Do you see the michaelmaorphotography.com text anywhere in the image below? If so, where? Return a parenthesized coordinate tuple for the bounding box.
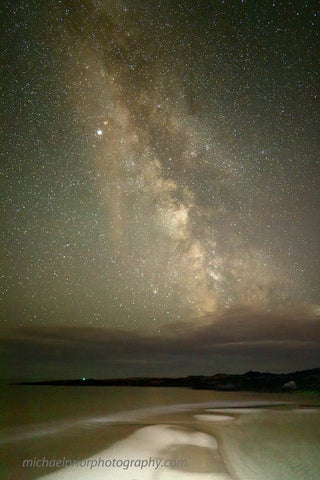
(22, 456, 188, 471)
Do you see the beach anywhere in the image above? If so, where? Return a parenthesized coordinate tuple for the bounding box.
(1, 386, 319, 479)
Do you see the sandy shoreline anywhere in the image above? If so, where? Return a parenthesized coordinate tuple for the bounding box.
(31, 402, 319, 480)
(1, 389, 320, 480)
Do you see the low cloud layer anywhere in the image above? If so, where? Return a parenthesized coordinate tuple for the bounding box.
(1, 306, 319, 380)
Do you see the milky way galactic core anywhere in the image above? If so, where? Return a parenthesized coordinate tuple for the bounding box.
(1, 0, 319, 330)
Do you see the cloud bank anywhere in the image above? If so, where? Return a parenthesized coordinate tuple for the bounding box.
(1, 306, 319, 380)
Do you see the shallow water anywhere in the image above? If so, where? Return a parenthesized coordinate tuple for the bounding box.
(1, 385, 319, 479)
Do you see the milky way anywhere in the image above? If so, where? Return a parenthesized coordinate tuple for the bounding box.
(1, 0, 319, 331)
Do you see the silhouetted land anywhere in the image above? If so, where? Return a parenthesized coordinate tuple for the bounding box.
(15, 368, 320, 392)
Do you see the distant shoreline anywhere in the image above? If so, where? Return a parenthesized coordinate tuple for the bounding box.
(13, 368, 320, 392)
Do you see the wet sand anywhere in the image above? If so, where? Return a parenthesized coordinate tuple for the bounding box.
(1, 387, 319, 480)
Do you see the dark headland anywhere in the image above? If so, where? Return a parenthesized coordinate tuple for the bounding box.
(15, 368, 320, 392)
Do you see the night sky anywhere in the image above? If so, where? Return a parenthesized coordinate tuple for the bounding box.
(1, 0, 319, 378)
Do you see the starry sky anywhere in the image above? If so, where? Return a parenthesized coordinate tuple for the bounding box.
(1, 0, 319, 378)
